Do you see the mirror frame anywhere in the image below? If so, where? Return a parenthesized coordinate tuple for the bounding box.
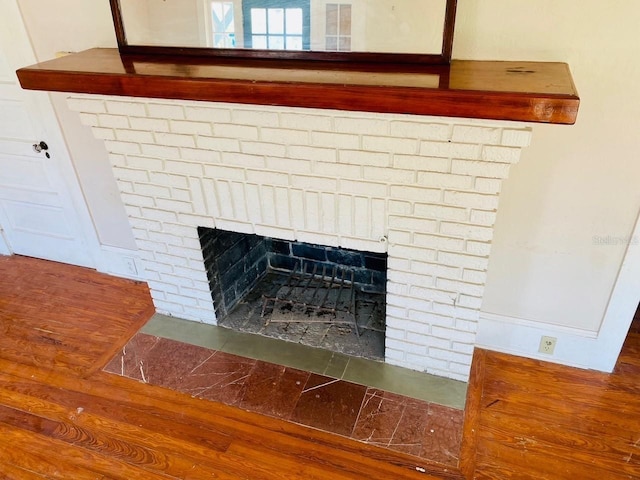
(109, 0, 458, 64)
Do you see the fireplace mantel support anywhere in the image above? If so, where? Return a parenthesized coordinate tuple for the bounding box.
(17, 48, 579, 125)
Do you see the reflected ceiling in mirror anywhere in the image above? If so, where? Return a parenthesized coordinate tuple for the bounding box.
(111, 0, 458, 64)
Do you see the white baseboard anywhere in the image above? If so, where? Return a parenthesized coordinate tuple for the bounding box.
(476, 312, 610, 371)
(94, 245, 143, 280)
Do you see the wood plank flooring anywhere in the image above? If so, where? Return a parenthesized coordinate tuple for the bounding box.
(0, 255, 459, 479)
(2, 254, 640, 479)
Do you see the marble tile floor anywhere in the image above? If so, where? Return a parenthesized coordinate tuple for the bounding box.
(105, 330, 465, 466)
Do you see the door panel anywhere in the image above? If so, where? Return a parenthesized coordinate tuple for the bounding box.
(0, 0, 96, 267)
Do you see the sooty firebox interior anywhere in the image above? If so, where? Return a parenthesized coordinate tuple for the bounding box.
(198, 227, 387, 361)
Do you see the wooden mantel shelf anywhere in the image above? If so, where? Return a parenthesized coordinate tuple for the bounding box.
(17, 48, 579, 124)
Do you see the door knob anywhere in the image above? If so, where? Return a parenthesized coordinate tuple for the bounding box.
(33, 141, 50, 158)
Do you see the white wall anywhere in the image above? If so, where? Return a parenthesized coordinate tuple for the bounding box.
(454, 0, 640, 335)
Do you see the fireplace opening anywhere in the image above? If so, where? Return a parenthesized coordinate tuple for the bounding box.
(198, 226, 387, 361)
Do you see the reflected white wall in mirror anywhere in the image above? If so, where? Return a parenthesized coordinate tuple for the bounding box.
(120, 0, 447, 54)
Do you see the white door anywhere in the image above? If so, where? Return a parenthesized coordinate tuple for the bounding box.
(0, 0, 96, 267)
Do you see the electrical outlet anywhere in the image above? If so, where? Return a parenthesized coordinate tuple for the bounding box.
(538, 336, 557, 355)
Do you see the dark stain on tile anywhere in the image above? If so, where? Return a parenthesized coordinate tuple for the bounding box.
(239, 361, 310, 418)
(419, 402, 464, 466)
(290, 374, 367, 437)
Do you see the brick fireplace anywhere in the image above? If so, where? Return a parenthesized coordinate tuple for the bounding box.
(69, 95, 531, 381)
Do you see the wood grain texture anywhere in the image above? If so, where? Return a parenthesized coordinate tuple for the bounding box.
(16, 48, 579, 124)
(0, 255, 459, 480)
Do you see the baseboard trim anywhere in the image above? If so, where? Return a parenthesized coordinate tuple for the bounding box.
(95, 245, 142, 280)
(476, 312, 607, 371)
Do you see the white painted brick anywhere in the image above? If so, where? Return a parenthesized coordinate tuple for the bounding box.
(385, 348, 406, 363)
(440, 222, 494, 242)
(121, 192, 155, 208)
(242, 141, 287, 157)
(290, 189, 305, 231)
(78, 113, 99, 127)
(170, 188, 192, 202)
(106, 100, 146, 117)
(466, 241, 492, 257)
(136, 239, 168, 253)
(388, 215, 437, 233)
(230, 181, 248, 220)
(128, 217, 161, 231)
(232, 109, 279, 127)
(281, 113, 332, 131)
(462, 269, 487, 284)
(184, 105, 231, 123)
(67, 97, 106, 113)
(470, 210, 498, 226)
(245, 183, 262, 223)
(108, 153, 126, 167)
(170, 120, 212, 136)
(451, 159, 511, 179)
(245, 170, 289, 186)
(148, 231, 184, 246)
(207, 219, 251, 234)
(288, 175, 336, 191)
(162, 223, 196, 237)
(141, 144, 180, 160)
(313, 161, 360, 179)
(364, 166, 415, 184)
(387, 270, 433, 289)
(387, 339, 427, 356)
(407, 311, 454, 330)
(387, 258, 411, 273)
(149, 172, 189, 188)
(266, 157, 311, 174)
(438, 251, 489, 271)
(451, 342, 475, 355)
(196, 136, 241, 153)
(417, 171, 474, 190)
(388, 200, 411, 215)
(98, 114, 129, 129)
(394, 155, 450, 173)
(387, 293, 430, 311)
(254, 224, 296, 241)
(122, 204, 142, 217)
(436, 278, 484, 297)
(448, 362, 472, 378)
(259, 185, 276, 225)
(203, 165, 246, 181)
(420, 141, 480, 160)
(104, 141, 141, 155)
(390, 121, 450, 141)
(321, 192, 336, 233)
(420, 334, 452, 350)
(443, 191, 499, 210)
(412, 259, 460, 278)
(289, 145, 336, 163)
(340, 179, 387, 197)
(215, 124, 259, 141)
(311, 131, 359, 149)
(133, 183, 170, 198)
(163, 160, 202, 177)
(386, 305, 408, 319)
(339, 150, 389, 167)
(147, 103, 185, 120)
(451, 125, 502, 145)
(409, 286, 456, 306)
(482, 145, 521, 163)
(455, 317, 479, 332)
(413, 233, 465, 252)
(334, 117, 388, 135)
(156, 198, 194, 214)
(389, 244, 436, 262)
(429, 348, 472, 365)
(297, 231, 340, 247)
(413, 203, 468, 222)
(362, 135, 417, 155)
(261, 127, 309, 146)
(387, 230, 412, 245)
(340, 236, 386, 253)
(129, 117, 169, 132)
(221, 152, 265, 168)
(112, 166, 148, 183)
(116, 180, 134, 194)
(139, 207, 178, 223)
(385, 327, 406, 341)
(389, 185, 440, 203)
(115, 129, 155, 144)
(474, 177, 502, 194)
(154, 132, 195, 148)
(501, 128, 532, 147)
(432, 326, 476, 344)
(91, 127, 115, 140)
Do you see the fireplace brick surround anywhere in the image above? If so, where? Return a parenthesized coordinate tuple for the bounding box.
(69, 95, 531, 381)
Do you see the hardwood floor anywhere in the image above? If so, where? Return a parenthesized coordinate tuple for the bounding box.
(1, 254, 639, 479)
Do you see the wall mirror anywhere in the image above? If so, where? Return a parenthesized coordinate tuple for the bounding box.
(110, 0, 457, 64)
